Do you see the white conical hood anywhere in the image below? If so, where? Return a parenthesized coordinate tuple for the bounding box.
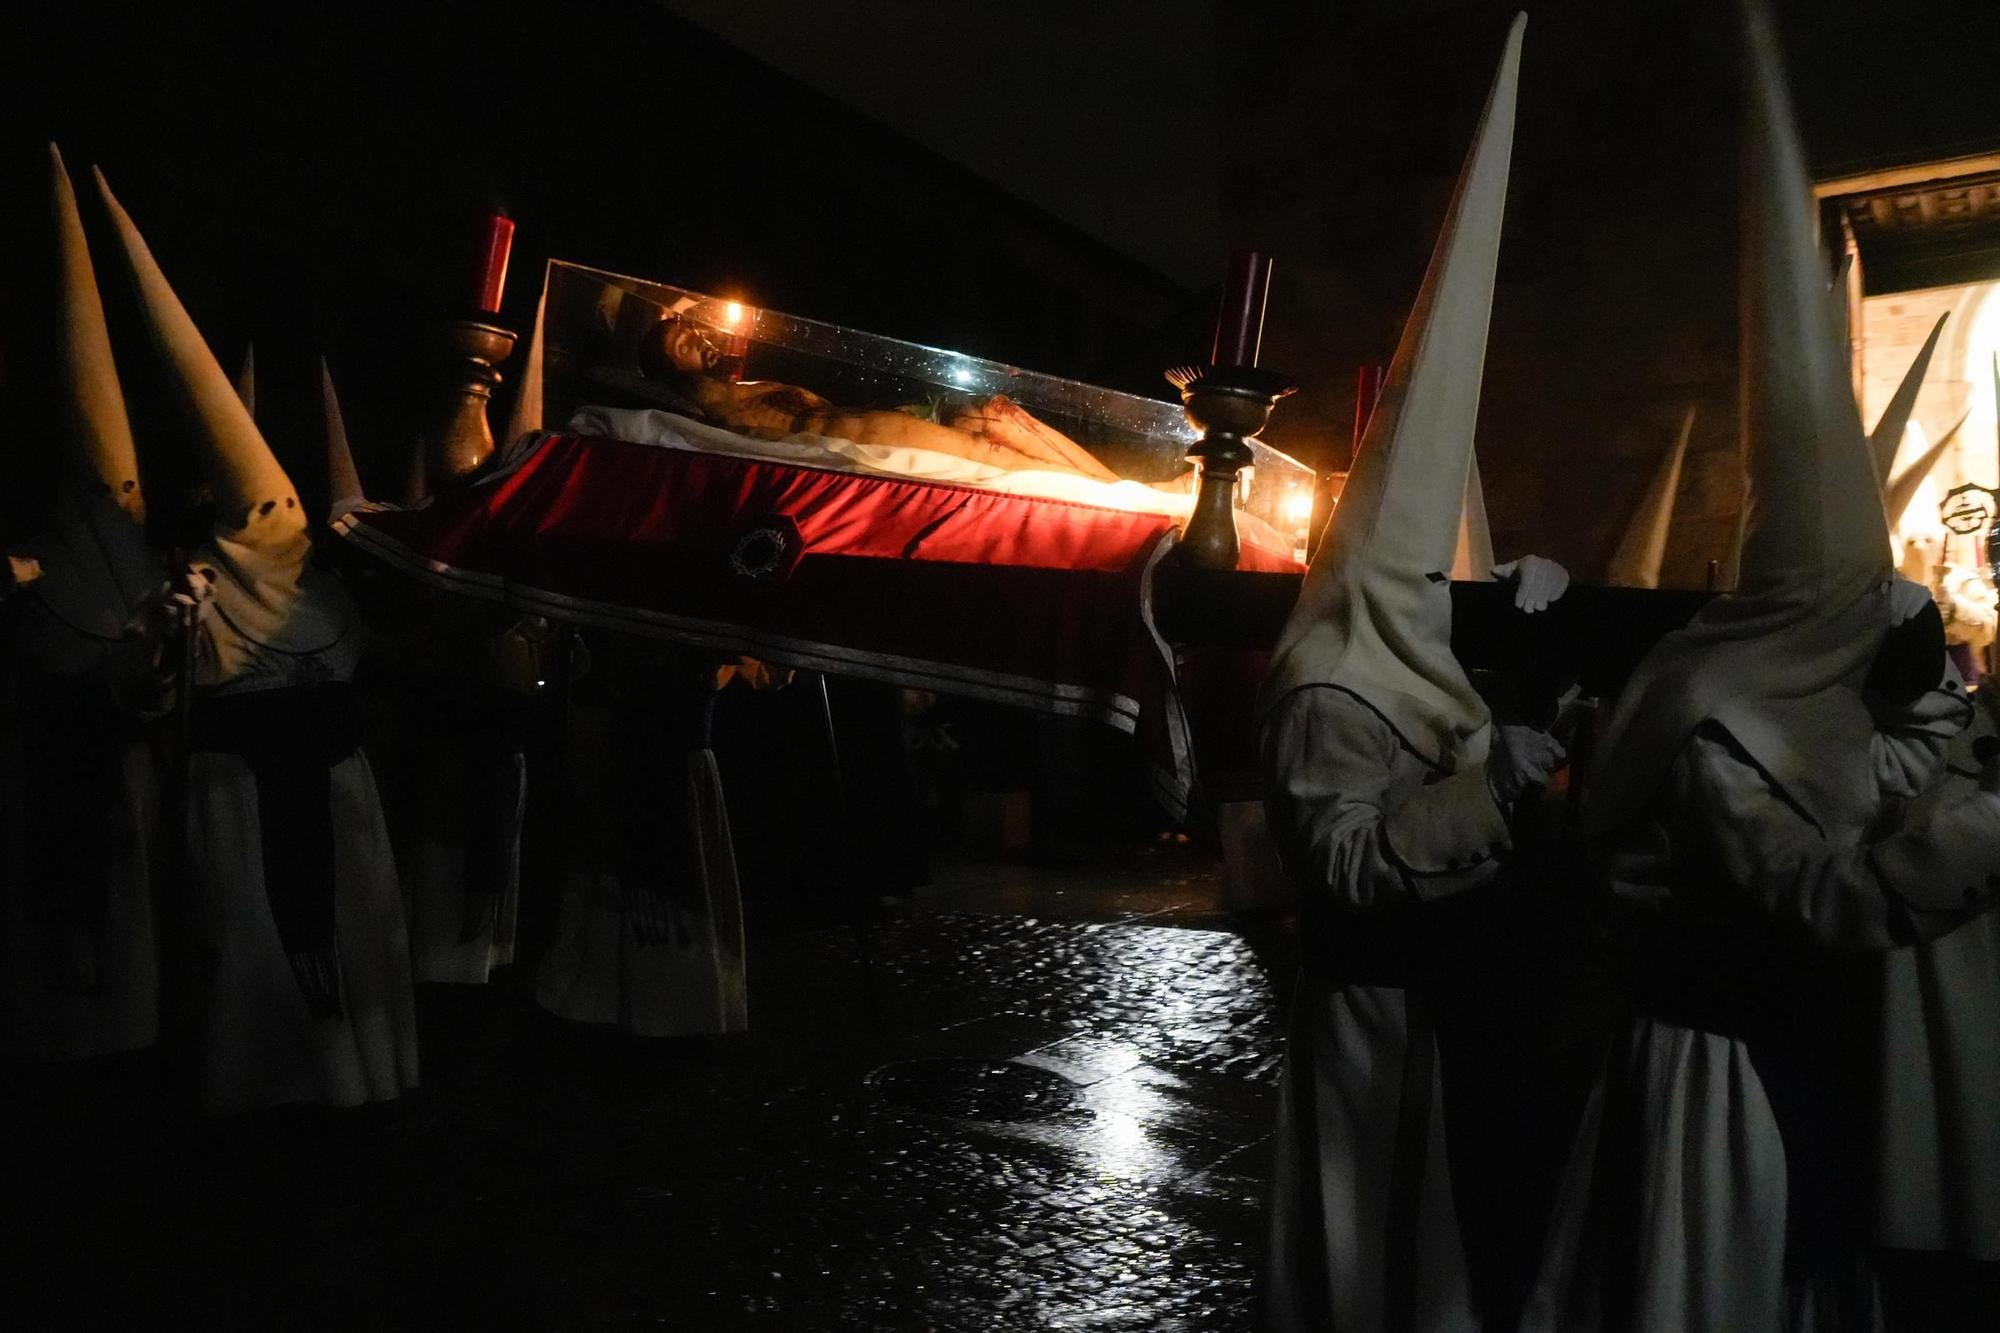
(1606, 407, 1695, 588)
(1869, 312, 1946, 484)
(49, 145, 143, 522)
(19, 146, 159, 645)
(235, 344, 256, 416)
(92, 167, 347, 682)
(1262, 13, 1524, 768)
(321, 358, 366, 521)
(500, 266, 547, 449)
(1451, 453, 1497, 581)
(93, 167, 304, 546)
(1884, 409, 1964, 530)
(1588, 1, 1896, 837)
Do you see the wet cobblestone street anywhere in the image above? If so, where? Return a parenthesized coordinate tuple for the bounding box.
(5, 852, 1290, 1330)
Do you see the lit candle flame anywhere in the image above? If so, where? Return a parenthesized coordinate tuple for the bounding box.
(722, 301, 745, 329)
(1283, 491, 1315, 527)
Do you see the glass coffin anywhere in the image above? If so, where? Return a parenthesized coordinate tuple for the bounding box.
(536, 260, 1316, 558)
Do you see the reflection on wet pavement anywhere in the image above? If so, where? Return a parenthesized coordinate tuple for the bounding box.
(4, 858, 1285, 1330)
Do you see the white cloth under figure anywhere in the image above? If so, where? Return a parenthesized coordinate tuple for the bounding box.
(92, 165, 417, 1114)
(536, 647, 749, 1037)
(560, 405, 1300, 558)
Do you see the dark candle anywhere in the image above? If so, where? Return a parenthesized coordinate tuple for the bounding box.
(473, 212, 515, 315)
(1210, 250, 1273, 368)
(1351, 363, 1384, 455)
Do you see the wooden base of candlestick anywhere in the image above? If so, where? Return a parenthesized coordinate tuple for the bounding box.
(1166, 364, 1296, 571)
(416, 318, 517, 500)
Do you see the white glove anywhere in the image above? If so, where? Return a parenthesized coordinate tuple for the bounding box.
(1488, 724, 1566, 805)
(1493, 554, 1570, 613)
(129, 572, 216, 644)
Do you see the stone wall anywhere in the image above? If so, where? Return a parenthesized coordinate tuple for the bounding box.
(1214, 0, 2000, 585)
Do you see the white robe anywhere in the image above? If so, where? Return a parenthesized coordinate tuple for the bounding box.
(535, 681, 748, 1038)
(1261, 685, 1515, 1333)
(401, 738, 524, 986)
(387, 606, 539, 986)
(184, 579, 418, 1114)
(0, 600, 165, 1062)
(1526, 683, 1991, 1333)
(1873, 695, 2000, 1262)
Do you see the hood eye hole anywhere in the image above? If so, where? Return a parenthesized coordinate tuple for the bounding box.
(1424, 571, 1448, 584)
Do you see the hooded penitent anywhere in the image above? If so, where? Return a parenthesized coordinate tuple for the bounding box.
(92, 167, 349, 681)
(22, 146, 158, 646)
(1260, 12, 1522, 770)
(1452, 453, 1498, 582)
(1884, 410, 1965, 533)
(321, 359, 366, 524)
(1869, 313, 1946, 487)
(499, 267, 546, 450)
(1585, 4, 1895, 838)
(1606, 407, 1696, 589)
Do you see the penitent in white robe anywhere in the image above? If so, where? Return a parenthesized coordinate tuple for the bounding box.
(1873, 692, 2000, 1263)
(390, 605, 541, 986)
(184, 571, 418, 1114)
(1525, 683, 1994, 1333)
(0, 600, 165, 1062)
(535, 663, 748, 1038)
(400, 726, 524, 986)
(1261, 685, 1515, 1333)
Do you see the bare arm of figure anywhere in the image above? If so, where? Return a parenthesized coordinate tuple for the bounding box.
(1262, 686, 1511, 911)
(1680, 725, 2000, 949)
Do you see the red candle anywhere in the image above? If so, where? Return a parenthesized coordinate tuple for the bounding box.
(1210, 250, 1273, 368)
(473, 212, 515, 315)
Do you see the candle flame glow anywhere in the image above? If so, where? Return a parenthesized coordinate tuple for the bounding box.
(1283, 491, 1315, 527)
(722, 301, 745, 329)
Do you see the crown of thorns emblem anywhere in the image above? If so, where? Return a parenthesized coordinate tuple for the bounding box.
(729, 525, 790, 578)
(1940, 482, 1998, 537)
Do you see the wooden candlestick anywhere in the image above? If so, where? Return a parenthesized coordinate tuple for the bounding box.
(1167, 364, 1296, 571)
(418, 317, 517, 498)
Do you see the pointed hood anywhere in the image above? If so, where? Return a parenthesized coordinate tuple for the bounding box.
(93, 167, 305, 545)
(1452, 453, 1498, 581)
(1869, 312, 1946, 484)
(1606, 407, 1695, 588)
(1261, 13, 1524, 768)
(49, 145, 143, 521)
(1884, 410, 1964, 530)
(499, 265, 547, 451)
(321, 359, 366, 522)
(1587, 2, 1896, 837)
(19, 146, 159, 646)
(92, 167, 348, 683)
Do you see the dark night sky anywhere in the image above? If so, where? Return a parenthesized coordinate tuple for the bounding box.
(660, 0, 1224, 287)
(664, 0, 2000, 286)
